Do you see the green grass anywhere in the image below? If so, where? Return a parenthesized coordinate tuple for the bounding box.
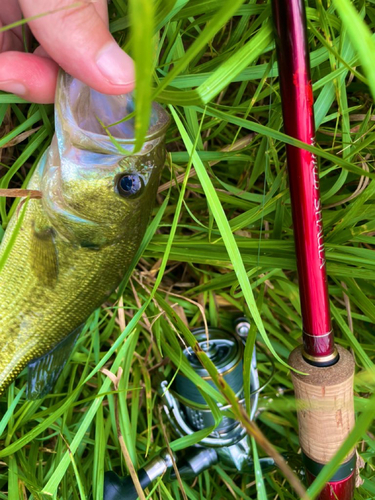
(1, 0, 375, 499)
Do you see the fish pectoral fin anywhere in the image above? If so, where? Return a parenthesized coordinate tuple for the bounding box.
(31, 226, 59, 287)
(27, 326, 82, 400)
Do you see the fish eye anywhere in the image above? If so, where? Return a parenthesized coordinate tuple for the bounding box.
(117, 173, 143, 197)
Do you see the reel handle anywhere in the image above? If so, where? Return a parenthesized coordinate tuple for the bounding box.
(104, 453, 171, 500)
(104, 469, 152, 500)
(103, 448, 218, 500)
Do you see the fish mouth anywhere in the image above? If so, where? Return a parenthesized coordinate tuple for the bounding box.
(37, 71, 169, 247)
(55, 72, 170, 155)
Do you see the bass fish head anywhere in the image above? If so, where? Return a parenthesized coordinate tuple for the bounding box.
(40, 72, 169, 248)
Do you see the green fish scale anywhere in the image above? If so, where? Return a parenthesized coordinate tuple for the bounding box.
(0, 203, 139, 394)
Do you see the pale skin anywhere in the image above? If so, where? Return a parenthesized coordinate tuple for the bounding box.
(0, 0, 135, 103)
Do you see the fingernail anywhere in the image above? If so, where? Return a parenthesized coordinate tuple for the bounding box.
(0, 81, 27, 96)
(96, 42, 135, 87)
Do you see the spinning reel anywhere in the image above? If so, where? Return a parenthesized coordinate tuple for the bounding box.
(104, 319, 275, 500)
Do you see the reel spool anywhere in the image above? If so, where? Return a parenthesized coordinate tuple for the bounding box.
(162, 326, 259, 448)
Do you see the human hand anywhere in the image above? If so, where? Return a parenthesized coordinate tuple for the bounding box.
(0, 0, 135, 103)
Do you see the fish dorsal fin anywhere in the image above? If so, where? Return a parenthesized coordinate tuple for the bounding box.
(27, 326, 82, 399)
(30, 226, 58, 287)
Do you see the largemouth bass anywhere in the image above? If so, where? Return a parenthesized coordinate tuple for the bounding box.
(0, 72, 169, 397)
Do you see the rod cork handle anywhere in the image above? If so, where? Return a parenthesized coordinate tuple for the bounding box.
(289, 345, 356, 494)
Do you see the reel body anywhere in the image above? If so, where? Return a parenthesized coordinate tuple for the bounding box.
(104, 320, 274, 500)
(161, 325, 259, 462)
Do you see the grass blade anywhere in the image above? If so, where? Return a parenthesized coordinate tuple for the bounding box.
(129, 0, 154, 152)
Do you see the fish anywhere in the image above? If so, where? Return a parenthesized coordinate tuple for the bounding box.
(0, 72, 169, 398)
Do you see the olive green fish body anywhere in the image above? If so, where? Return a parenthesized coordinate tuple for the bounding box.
(0, 73, 169, 395)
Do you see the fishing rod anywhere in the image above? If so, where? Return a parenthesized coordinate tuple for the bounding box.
(271, 1, 356, 498)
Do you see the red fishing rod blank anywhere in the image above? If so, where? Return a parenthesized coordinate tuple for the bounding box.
(272, 0, 335, 364)
(271, 1, 356, 498)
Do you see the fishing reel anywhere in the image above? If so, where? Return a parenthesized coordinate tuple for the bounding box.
(104, 319, 275, 500)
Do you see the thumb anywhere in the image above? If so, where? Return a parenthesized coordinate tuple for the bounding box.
(19, 0, 135, 95)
